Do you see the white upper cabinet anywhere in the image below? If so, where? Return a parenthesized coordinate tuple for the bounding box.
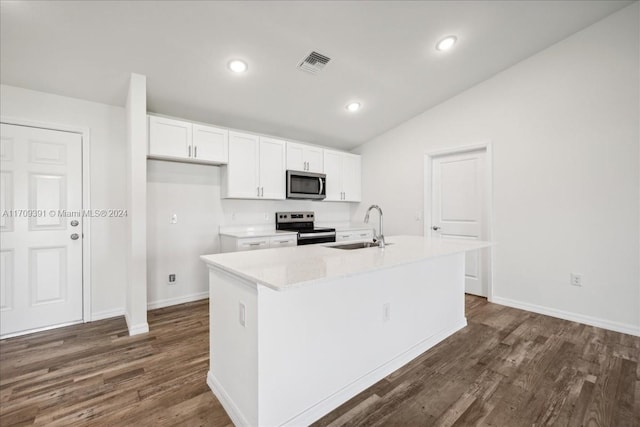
(148, 116, 192, 159)
(192, 124, 229, 163)
(148, 115, 228, 164)
(286, 142, 323, 173)
(323, 149, 361, 202)
(342, 153, 362, 202)
(223, 132, 285, 200)
(224, 131, 260, 199)
(259, 137, 286, 199)
(323, 149, 343, 201)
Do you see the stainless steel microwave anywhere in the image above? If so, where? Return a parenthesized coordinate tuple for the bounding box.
(286, 170, 326, 200)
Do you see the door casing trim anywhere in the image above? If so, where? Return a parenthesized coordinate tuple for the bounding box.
(1, 116, 92, 323)
(424, 141, 494, 301)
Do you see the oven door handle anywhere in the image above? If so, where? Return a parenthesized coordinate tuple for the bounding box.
(299, 232, 336, 239)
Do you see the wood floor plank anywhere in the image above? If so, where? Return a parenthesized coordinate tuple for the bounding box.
(1, 295, 638, 426)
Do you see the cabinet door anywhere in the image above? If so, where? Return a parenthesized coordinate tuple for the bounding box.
(336, 231, 354, 242)
(192, 124, 228, 164)
(148, 116, 192, 159)
(342, 153, 362, 202)
(305, 146, 324, 173)
(323, 149, 343, 201)
(336, 229, 372, 242)
(226, 131, 260, 199)
(286, 142, 305, 171)
(237, 237, 270, 251)
(269, 235, 297, 248)
(259, 137, 286, 200)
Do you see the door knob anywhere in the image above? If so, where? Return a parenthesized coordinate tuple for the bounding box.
(432, 226, 441, 231)
(70, 233, 79, 240)
(70, 220, 79, 227)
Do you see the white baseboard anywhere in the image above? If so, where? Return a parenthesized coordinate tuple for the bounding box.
(91, 307, 125, 321)
(147, 291, 209, 310)
(124, 312, 149, 336)
(491, 296, 640, 337)
(207, 371, 252, 427)
(206, 319, 467, 426)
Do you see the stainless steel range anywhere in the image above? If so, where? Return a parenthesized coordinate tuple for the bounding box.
(275, 211, 336, 245)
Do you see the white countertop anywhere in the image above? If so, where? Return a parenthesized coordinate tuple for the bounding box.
(201, 235, 491, 291)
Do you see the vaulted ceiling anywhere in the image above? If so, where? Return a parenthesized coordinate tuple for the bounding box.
(0, 1, 633, 149)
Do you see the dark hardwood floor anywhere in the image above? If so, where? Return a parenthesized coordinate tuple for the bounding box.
(1, 296, 638, 426)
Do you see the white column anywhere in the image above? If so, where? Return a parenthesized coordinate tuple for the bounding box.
(125, 73, 149, 335)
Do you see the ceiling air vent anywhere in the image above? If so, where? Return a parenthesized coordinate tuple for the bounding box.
(298, 51, 331, 75)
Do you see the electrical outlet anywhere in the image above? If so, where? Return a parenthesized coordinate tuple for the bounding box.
(382, 303, 391, 322)
(231, 212, 236, 221)
(264, 212, 269, 220)
(570, 273, 582, 287)
(169, 274, 176, 285)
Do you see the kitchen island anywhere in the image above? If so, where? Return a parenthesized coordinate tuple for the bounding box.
(200, 236, 490, 426)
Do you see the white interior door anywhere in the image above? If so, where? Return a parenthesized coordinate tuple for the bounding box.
(430, 149, 488, 296)
(0, 123, 83, 337)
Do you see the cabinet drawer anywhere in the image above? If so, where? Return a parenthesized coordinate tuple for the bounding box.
(237, 237, 269, 251)
(269, 235, 297, 248)
(336, 230, 373, 242)
(336, 232, 353, 242)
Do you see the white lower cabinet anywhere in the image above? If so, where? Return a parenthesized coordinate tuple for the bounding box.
(269, 235, 297, 248)
(336, 229, 374, 242)
(221, 234, 297, 253)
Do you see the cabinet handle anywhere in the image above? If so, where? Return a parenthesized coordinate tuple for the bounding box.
(261, 187, 264, 197)
(194, 146, 198, 158)
(257, 187, 260, 197)
(188, 146, 192, 157)
(248, 241, 266, 246)
(305, 161, 309, 171)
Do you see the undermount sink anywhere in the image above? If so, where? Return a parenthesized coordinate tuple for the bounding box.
(329, 241, 393, 250)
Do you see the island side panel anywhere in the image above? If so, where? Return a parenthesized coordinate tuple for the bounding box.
(207, 267, 259, 427)
(257, 252, 466, 426)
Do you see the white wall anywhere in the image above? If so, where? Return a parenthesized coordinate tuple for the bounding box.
(146, 159, 351, 308)
(353, 4, 640, 333)
(0, 84, 128, 319)
(125, 74, 149, 335)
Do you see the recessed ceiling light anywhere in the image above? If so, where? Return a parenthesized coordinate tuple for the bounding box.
(436, 35, 457, 51)
(346, 102, 361, 112)
(228, 60, 248, 73)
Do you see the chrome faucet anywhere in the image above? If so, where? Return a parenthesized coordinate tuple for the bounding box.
(364, 205, 385, 248)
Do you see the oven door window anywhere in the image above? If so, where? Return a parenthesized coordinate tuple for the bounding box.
(290, 176, 321, 195)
